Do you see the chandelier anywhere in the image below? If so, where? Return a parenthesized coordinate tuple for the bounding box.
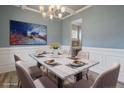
(39, 5, 65, 20)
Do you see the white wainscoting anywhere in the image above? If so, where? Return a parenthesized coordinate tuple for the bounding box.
(84, 47, 124, 83)
(0, 46, 49, 73)
(0, 46, 124, 83)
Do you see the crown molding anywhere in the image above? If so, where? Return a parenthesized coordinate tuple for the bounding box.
(62, 5, 93, 20)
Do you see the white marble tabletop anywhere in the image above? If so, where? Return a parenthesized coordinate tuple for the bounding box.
(30, 53, 99, 80)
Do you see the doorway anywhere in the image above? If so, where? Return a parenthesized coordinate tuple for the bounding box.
(71, 18, 82, 57)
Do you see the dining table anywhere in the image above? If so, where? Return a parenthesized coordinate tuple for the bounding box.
(29, 52, 99, 88)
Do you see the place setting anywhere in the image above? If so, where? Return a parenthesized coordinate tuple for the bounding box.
(44, 59, 61, 67)
(34, 50, 47, 58)
(66, 60, 87, 69)
(34, 54, 45, 58)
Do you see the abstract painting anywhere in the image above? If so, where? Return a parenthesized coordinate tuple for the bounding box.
(10, 20, 47, 45)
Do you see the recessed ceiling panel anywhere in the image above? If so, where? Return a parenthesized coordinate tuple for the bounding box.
(62, 12, 70, 17)
(15, 5, 88, 19)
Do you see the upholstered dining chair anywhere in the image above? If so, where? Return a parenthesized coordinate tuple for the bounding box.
(75, 50, 89, 80)
(15, 60, 57, 88)
(76, 50, 89, 59)
(74, 63, 120, 88)
(14, 54, 42, 79)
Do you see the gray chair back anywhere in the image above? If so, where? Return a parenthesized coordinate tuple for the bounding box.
(15, 60, 35, 88)
(76, 50, 89, 59)
(92, 64, 120, 88)
(14, 54, 21, 62)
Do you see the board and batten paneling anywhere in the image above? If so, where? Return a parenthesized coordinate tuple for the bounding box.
(0, 46, 124, 83)
(0, 48, 15, 73)
(85, 47, 124, 83)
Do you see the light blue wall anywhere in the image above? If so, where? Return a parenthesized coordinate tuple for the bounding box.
(1, 6, 124, 49)
(62, 5, 124, 49)
(0, 6, 62, 47)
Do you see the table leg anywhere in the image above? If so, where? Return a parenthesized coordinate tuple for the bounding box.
(57, 77, 63, 88)
(75, 72, 83, 81)
(37, 61, 42, 68)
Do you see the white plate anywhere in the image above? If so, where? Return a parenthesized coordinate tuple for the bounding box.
(46, 60, 57, 65)
(70, 62, 85, 67)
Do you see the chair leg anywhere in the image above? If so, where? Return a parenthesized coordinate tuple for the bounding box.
(17, 80, 20, 87)
(19, 83, 22, 88)
(17, 80, 21, 88)
(85, 73, 88, 80)
(18, 80, 22, 88)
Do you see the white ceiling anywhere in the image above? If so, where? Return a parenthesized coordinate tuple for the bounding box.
(15, 5, 92, 20)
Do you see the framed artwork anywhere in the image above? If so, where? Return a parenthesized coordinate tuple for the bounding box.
(10, 20, 47, 45)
